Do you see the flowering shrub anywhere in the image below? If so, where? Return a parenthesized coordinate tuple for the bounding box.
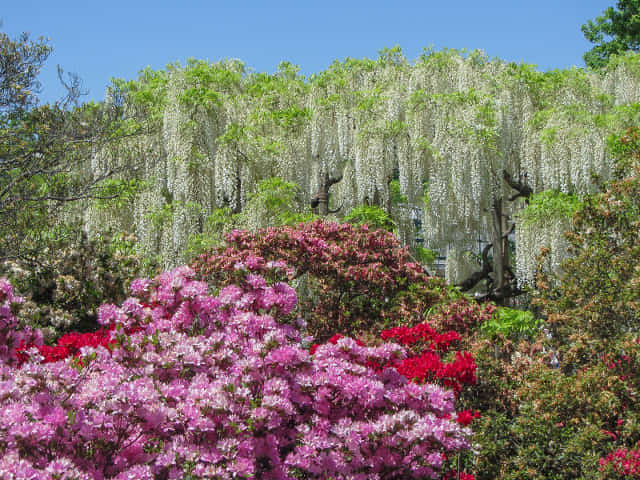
(16, 326, 116, 365)
(192, 220, 451, 341)
(381, 323, 461, 352)
(455, 410, 481, 427)
(425, 299, 496, 341)
(395, 351, 477, 396)
(1, 232, 147, 340)
(302, 311, 480, 479)
(381, 322, 477, 396)
(451, 328, 640, 480)
(0, 266, 472, 479)
(0, 279, 42, 366)
(600, 443, 640, 478)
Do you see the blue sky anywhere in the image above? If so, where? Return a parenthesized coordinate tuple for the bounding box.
(3, 0, 613, 104)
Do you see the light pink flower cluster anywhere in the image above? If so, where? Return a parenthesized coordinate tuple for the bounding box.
(0, 267, 470, 479)
(0, 278, 42, 366)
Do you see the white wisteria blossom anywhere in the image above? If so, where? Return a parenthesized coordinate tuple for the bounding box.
(83, 48, 640, 292)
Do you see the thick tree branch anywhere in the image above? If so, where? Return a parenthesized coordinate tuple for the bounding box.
(503, 170, 533, 201)
(310, 171, 344, 216)
(327, 202, 344, 214)
(456, 243, 493, 291)
(502, 223, 516, 240)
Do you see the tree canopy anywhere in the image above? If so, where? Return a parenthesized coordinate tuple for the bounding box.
(582, 0, 640, 69)
(0, 30, 143, 263)
(0, 31, 51, 113)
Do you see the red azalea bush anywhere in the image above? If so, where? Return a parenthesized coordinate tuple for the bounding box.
(395, 350, 477, 396)
(312, 324, 478, 397)
(381, 322, 477, 396)
(16, 326, 116, 365)
(381, 323, 461, 352)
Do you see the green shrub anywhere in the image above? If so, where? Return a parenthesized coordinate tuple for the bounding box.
(344, 205, 395, 231)
(481, 307, 542, 340)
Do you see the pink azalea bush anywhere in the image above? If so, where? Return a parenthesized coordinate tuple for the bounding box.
(0, 265, 471, 479)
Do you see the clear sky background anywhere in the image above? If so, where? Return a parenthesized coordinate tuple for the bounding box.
(2, 0, 614, 104)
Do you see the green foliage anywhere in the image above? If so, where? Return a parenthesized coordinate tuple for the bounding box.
(377, 45, 408, 67)
(431, 88, 487, 107)
(186, 207, 235, 256)
(606, 101, 640, 133)
(309, 56, 376, 90)
(533, 103, 606, 134)
(389, 179, 408, 205)
(109, 66, 168, 121)
(414, 245, 438, 265)
(383, 119, 407, 138)
(503, 63, 597, 111)
(355, 87, 385, 112)
(607, 123, 640, 172)
(275, 61, 302, 81)
(186, 177, 317, 259)
(216, 122, 247, 148)
(179, 58, 243, 109)
(147, 200, 204, 230)
(481, 307, 542, 340)
(269, 104, 311, 131)
(605, 47, 640, 75)
(518, 190, 583, 226)
(344, 205, 395, 231)
(582, 0, 640, 69)
(93, 178, 147, 209)
(237, 177, 316, 227)
(417, 46, 489, 69)
(426, 88, 499, 149)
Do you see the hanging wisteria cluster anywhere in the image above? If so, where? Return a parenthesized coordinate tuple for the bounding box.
(514, 191, 584, 286)
(516, 215, 573, 286)
(85, 48, 640, 282)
